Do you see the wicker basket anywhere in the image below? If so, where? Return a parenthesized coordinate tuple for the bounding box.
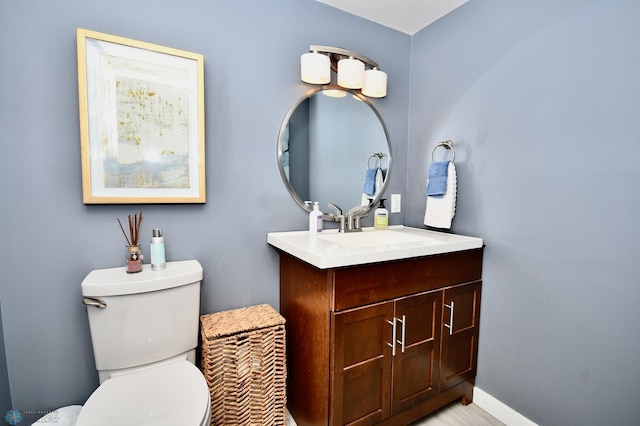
(200, 304, 287, 426)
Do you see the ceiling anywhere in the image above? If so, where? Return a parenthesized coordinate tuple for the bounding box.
(316, 0, 468, 35)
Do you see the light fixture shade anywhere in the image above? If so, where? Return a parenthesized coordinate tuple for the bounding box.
(337, 57, 364, 89)
(362, 68, 388, 98)
(301, 52, 330, 84)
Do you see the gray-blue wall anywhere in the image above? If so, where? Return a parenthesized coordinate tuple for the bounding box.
(408, 1, 640, 425)
(2, 0, 639, 425)
(0, 0, 409, 414)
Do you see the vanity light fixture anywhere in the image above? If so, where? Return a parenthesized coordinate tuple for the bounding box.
(300, 49, 331, 84)
(300, 45, 387, 98)
(362, 67, 387, 98)
(337, 56, 364, 89)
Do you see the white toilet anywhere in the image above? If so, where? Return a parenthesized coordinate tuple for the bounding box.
(74, 259, 211, 426)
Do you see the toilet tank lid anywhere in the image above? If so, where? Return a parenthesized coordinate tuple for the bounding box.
(81, 260, 203, 297)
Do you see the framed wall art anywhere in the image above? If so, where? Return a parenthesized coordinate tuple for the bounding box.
(77, 28, 206, 204)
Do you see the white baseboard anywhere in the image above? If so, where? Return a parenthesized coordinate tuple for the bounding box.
(473, 387, 538, 426)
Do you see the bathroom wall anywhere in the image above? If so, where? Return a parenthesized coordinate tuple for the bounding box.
(6, 0, 636, 423)
(407, 0, 640, 425)
(0, 0, 410, 413)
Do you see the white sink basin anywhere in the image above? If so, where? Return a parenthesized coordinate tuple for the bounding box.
(318, 229, 433, 248)
(267, 226, 483, 269)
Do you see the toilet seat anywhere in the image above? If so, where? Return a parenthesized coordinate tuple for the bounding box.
(76, 361, 210, 426)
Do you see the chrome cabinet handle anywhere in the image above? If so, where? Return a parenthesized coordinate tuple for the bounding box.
(386, 318, 397, 356)
(444, 301, 454, 335)
(397, 315, 406, 353)
(83, 297, 107, 309)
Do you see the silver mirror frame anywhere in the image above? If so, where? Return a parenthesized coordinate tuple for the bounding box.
(277, 85, 392, 220)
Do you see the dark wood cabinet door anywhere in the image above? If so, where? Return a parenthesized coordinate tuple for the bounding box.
(331, 302, 394, 426)
(439, 281, 482, 391)
(391, 291, 442, 414)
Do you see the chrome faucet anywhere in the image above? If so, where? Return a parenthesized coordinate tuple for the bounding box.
(328, 203, 368, 232)
(327, 203, 346, 233)
(345, 206, 368, 232)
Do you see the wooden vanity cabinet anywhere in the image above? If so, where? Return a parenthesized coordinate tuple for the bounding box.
(279, 248, 483, 426)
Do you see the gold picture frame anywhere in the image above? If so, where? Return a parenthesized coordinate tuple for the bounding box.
(77, 28, 206, 204)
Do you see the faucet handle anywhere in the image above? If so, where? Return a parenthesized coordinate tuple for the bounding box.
(345, 205, 368, 232)
(327, 203, 343, 216)
(347, 205, 367, 216)
(327, 203, 346, 232)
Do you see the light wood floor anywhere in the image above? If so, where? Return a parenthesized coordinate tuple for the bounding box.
(410, 401, 504, 426)
(287, 401, 504, 425)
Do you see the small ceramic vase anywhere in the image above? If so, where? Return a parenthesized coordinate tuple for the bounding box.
(126, 245, 143, 273)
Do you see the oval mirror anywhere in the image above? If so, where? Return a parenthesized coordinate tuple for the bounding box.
(277, 86, 392, 220)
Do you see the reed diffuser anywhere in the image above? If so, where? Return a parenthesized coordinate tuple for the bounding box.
(118, 212, 143, 273)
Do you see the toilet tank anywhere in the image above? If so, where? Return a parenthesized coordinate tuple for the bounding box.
(81, 260, 203, 374)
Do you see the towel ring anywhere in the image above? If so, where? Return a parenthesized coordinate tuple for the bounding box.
(367, 152, 383, 169)
(431, 140, 455, 163)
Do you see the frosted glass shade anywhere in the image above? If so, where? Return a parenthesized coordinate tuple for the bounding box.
(322, 89, 347, 98)
(362, 68, 388, 98)
(300, 52, 330, 84)
(337, 57, 364, 89)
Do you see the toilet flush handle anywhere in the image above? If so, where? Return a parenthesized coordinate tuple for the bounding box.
(83, 297, 107, 309)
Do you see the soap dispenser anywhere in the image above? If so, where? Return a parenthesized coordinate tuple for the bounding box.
(374, 199, 389, 230)
(309, 201, 323, 234)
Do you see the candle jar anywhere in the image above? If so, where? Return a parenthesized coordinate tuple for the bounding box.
(126, 245, 143, 273)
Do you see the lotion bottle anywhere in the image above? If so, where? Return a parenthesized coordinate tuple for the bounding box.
(309, 202, 323, 234)
(374, 199, 389, 230)
(150, 228, 166, 270)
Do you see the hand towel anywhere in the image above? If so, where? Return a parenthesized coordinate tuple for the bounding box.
(363, 168, 378, 196)
(424, 162, 457, 229)
(361, 168, 385, 206)
(375, 167, 384, 195)
(426, 160, 450, 196)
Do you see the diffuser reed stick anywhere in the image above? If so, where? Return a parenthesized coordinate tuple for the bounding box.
(117, 218, 131, 246)
(118, 211, 143, 247)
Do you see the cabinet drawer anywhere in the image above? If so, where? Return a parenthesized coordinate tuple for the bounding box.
(332, 249, 483, 311)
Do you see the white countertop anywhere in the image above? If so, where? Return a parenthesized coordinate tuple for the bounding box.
(267, 225, 483, 269)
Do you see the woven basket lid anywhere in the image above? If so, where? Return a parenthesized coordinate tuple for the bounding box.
(201, 304, 285, 340)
